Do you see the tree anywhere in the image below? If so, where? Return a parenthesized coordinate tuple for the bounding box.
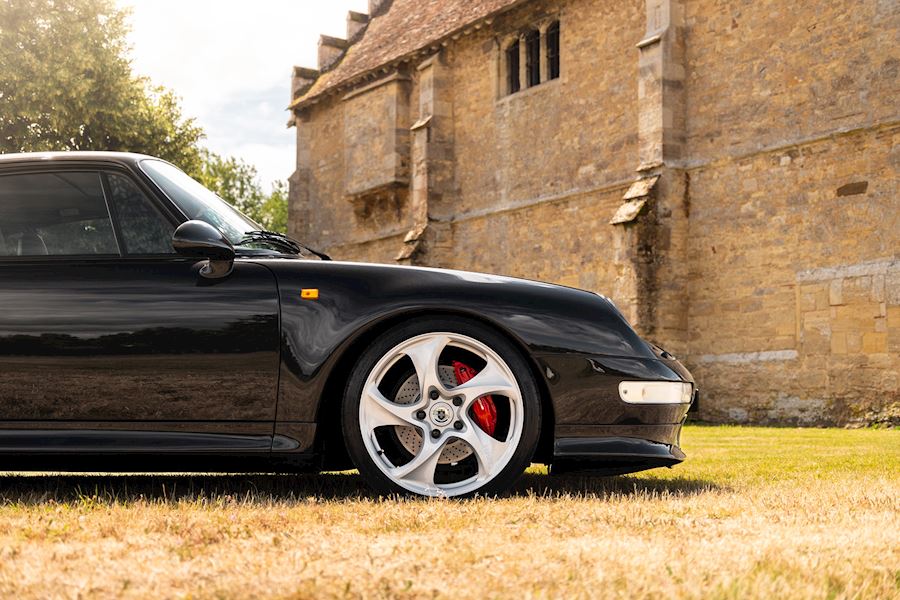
(258, 181, 288, 233)
(197, 150, 288, 233)
(196, 150, 264, 216)
(0, 0, 204, 174)
(0, 0, 287, 232)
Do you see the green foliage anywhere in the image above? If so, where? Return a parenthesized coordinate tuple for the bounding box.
(196, 150, 264, 216)
(258, 180, 288, 234)
(0, 0, 287, 233)
(197, 151, 288, 233)
(0, 0, 204, 174)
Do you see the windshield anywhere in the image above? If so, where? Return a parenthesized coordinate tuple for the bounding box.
(140, 159, 261, 245)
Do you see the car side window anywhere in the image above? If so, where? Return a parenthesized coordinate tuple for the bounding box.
(0, 171, 118, 257)
(105, 173, 175, 255)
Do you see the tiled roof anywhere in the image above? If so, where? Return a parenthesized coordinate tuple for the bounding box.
(292, 0, 526, 108)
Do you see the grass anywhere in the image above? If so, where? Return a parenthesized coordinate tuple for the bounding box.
(0, 426, 897, 599)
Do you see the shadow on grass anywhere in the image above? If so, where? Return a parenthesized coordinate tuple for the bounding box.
(510, 471, 721, 498)
(0, 470, 721, 505)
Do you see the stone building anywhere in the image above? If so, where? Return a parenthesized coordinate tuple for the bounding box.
(287, 0, 899, 425)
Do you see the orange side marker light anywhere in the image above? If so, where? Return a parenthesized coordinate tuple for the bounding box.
(300, 288, 319, 300)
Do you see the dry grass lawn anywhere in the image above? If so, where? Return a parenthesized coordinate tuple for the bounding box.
(0, 425, 897, 599)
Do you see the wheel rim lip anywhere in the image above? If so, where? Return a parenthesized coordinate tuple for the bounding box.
(359, 331, 525, 497)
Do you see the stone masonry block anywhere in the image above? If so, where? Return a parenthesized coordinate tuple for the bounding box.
(886, 269, 900, 305)
(829, 279, 843, 305)
(863, 332, 888, 354)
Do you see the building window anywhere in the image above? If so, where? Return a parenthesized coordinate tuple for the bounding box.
(506, 39, 520, 94)
(547, 21, 560, 80)
(500, 20, 560, 97)
(525, 30, 541, 87)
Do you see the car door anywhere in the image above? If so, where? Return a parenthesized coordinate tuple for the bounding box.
(0, 164, 280, 452)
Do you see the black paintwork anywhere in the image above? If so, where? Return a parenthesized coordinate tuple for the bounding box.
(551, 437, 687, 476)
(0, 152, 694, 475)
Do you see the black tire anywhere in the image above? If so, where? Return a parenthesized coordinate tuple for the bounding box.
(341, 316, 542, 497)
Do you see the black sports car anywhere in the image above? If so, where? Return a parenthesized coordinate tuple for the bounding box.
(0, 152, 695, 497)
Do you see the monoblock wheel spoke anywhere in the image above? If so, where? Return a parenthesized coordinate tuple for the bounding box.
(453, 359, 518, 405)
(361, 385, 419, 429)
(390, 437, 446, 488)
(456, 425, 507, 480)
(403, 334, 449, 395)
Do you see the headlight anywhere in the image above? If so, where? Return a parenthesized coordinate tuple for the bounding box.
(618, 381, 693, 404)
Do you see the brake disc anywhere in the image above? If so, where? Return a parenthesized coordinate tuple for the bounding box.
(393, 365, 474, 464)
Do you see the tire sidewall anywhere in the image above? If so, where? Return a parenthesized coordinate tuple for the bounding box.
(342, 316, 542, 497)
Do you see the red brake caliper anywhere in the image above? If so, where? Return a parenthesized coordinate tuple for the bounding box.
(452, 361, 498, 436)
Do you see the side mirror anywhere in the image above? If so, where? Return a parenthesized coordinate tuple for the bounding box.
(173, 220, 235, 279)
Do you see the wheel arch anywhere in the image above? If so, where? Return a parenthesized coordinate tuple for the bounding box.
(313, 307, 556, 470)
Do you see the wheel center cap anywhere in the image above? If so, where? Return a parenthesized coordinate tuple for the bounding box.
(429, 402, 453, 426)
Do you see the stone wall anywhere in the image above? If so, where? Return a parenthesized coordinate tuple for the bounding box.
(684, 127, 899, 425)
(678, 0, 899, 424)
(683, 0, 897, 162)
(289, 0, 899, 425)
(291, 90, 415, 256)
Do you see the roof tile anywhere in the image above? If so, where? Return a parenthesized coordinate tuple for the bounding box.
(292, 0, 526, 107)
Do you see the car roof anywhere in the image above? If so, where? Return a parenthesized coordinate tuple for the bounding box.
(0, 151, 155, 167)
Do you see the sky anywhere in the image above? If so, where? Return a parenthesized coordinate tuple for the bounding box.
(117, 0, 369, 189)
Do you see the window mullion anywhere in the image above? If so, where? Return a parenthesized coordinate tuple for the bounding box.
(539, 25, 548, 84)
(518, 34, 527, 92)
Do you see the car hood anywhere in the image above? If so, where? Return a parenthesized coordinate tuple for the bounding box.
(251, 257, 655, 360)
(258, 256, 602, 299)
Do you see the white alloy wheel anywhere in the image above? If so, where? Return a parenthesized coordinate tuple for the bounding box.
(357, 332, 525, 497)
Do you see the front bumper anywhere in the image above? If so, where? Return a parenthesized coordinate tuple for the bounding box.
(537, 352, 695, 427)
(538, 350, 697, 474)
(549, 389, 696, 475)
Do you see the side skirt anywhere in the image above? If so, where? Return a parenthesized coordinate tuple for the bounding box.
(0, 429, 318, 473)
(0, 453, 319, 473)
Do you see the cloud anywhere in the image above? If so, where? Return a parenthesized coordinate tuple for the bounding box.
(117, 0, 368, 185)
